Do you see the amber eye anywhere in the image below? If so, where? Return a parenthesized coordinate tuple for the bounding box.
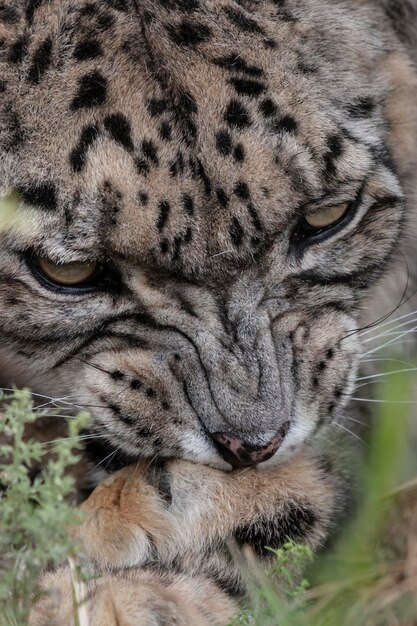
(304, 203, 350, 230)
(35, 256, 98, 287)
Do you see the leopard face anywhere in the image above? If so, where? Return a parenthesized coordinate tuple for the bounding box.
(0, 0, 414, 471)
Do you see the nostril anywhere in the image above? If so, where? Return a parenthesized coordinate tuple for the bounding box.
(211, 423, 289, 469)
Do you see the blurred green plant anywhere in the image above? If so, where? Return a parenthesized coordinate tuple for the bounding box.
(0, 389, 88, 626)
(0, 191, 21, 235)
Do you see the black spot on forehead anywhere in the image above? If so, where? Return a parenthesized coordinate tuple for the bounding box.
(224, 100, 252, 129)
(234, 143, 245, 162)
(157, 200, 170, 231)
(248, 203, 262, 231)
(142, 139, 159, 164)
(272, 115, 298, 133)
(0, 3, 20, 24)
(74, 39, 103, 61)
(104, 0, 130, 11)
(160, 0, 200, 9)
(19, 181, 57, 211)
(170, 152, 185, 177)
(216, 187, 229, 209)
(234, 181, 250, 200)
(159, 121, 172, 141)
(97, 11, 116, 30)
(70, 124, 100, 173)
(79, 3, 98, 16)
(177, 91, 198, 114)
(259, 98, 277, 117)
(224, 6, 264, 34)
(147, 98, 169, 117)
(27, 37, 53, 84)
(182, 194, 194, 216)
(195, 158, 212, 196)
(8, 36, 28, 64)
(297, 60, 318, 74)
(229, 77, 266, 98)
(136, 157, 150, 175)
(0, 80, 7, 93)
(70, 71, 108, 110)
(166, 19, 211, 47)
(138, 191, 149, 205)
(229, 217, 244, 246)
(160, 238, 170, 253)
(1, 107, 24, 150)
(216, 130, 233, 156)
(104, 113, 134, 152)
(213, 54, 263, 77)
(26, 0, 44, 24)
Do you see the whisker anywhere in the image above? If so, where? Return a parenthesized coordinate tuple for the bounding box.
(39, 434, 102, 447)
(360, 357, 417, 367)
(356, 367, 417, 382)
(343, 257, 414, 339)
(363, 326, 417, 356)
(0, 388, 64, 402)
(344, 415, 369, 428)
(332, 422, 369, 447)
(362, 317, 417, 344)
(351, 397, 417, 404)
(90, 449, 118, 473)
(358, 308, 417, 339)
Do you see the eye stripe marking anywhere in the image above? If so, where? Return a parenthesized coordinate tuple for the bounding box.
(19, 181, 57, 211)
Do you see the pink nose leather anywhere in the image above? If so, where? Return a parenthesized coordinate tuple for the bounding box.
(212, 422, 289, 468)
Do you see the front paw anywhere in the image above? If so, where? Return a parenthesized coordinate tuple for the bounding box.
(74, 462, 176, 568)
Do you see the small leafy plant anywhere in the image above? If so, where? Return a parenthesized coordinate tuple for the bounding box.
(0, 389, 88, 626)
(230, 541, 313, 626)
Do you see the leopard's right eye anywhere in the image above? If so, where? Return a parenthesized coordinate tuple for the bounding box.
(304, 203, 349, 230)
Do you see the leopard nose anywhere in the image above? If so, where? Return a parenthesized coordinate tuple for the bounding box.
(211, 424, 289, 469)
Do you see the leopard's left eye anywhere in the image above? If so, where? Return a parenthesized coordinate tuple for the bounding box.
(36, 256, 98, 286)
(304, 203, 349, 229)
(28, 253, 103, 292)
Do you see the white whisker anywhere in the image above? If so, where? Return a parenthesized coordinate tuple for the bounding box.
(358, 308, 417, 339)
(360, 357, 417, 367)
(332, 422, 368, 446)
(362, 328, 417, 344)
(356, 367, 417, 382)
(363, 326, 417, 356)
(351, 397, 417, 404)
(90, 449, 118, 473)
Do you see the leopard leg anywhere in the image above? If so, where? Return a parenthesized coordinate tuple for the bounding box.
(31, 567, 236, 626)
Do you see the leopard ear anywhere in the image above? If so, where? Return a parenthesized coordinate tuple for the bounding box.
(381, 0, 417, 52)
